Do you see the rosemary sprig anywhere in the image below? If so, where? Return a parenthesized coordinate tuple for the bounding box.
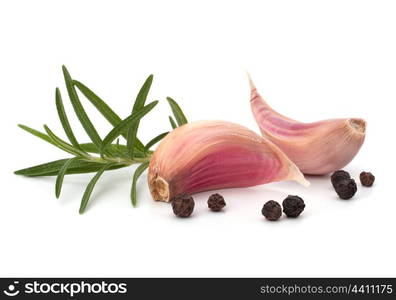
(15, 66, 188, 214)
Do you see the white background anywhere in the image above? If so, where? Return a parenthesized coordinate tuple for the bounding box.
(1, 0, 395, 277)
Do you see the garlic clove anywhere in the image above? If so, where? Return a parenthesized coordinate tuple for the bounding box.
(148, 120, 309, 202)
(249, 76, 366, 175)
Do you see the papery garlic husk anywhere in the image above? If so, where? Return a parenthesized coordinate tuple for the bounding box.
(148, 120, 309, 202)
(249, 77, 366, 175)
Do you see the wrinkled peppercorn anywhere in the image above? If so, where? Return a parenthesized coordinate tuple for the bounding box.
(207, 193, 226, 211)
(360, 171, 375, 187)
(282, 195, 305, 218)
(335, 179, 357, 199)
(331, 170, 350, 188)
(171, 193, 195, 217)
(262, 200, 282, 221)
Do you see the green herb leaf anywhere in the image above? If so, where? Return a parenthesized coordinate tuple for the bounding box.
(44, 125, 87, 157)
(73, 79, 146, 151)
(62, 65, 102, 147)
(127, 75, 153, 158)
(15, 159, 71, 176)
(144, 132, 168, 151)
(79, 163, 115, 214)
(15, 159, 125, 177)
(73, 80, 122, 128)
(55, 88, 83, 151)
(55, 157, 80, 198)
(18, 124, 56, 146)
(131, 161, 149, 207)
(101, 101, 158, 154)
(169, 116, 177, 129)
(166, 97, 188, 126)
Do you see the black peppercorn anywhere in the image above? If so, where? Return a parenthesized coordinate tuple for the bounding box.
(207, 193, 226, 211)
(360, 171, 375, 187)
(331, 170, 350, 188)
(262, 200, 282, 221)
(171, 193, 195, 217)
(335, 179, 357, 199)
(282, 195, 305, 218)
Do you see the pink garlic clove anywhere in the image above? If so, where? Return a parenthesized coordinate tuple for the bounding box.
(249, 76, 366, 175)
(148, 120, 309, 202)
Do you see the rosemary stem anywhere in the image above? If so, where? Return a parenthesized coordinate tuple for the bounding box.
(82, 153, 151, 166)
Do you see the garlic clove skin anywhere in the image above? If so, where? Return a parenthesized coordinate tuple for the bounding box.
(148, 120, 309, 202)
(249, 76, 366, 175)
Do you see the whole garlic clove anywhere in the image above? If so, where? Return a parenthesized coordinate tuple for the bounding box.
(249, 76, 366, 175)
(148, 120, 309, 202)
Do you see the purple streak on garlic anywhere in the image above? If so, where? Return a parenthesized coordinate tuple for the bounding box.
(249, 76, 366, 175)
(148, 120, 309, 202)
